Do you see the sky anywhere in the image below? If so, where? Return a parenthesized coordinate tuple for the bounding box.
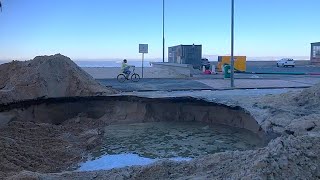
(0, 0, 319, 60)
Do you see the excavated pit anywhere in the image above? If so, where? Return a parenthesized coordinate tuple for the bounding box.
(0, 96, 265, 134)
(0, 96, 268, 175)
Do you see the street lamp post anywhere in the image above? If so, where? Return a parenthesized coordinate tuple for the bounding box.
(230, 0, 235, 87)
(162, 0, 165, 63)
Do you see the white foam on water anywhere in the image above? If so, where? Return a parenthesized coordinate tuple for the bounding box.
(77, 154, 192, 172)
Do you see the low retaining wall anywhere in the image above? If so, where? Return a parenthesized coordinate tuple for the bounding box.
(152, 63, 192, 77)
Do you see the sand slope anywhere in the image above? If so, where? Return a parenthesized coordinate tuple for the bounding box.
(250, 83, 320, 136)
(0, 54, 116, 104)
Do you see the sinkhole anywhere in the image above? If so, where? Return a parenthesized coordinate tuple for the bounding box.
(0, 96, 267, 171)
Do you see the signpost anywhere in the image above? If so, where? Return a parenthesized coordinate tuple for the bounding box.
(139, 44, 148, 78)
(162, 0, 165, 63)
(230, 0, 235, 88)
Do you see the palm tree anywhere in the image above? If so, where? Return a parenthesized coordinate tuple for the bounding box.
(0, 1, 2, 12)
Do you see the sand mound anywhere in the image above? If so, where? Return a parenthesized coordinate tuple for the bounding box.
(0, 121, 81, 177)
(258, 82, 320, 110)
(6, 135, 320, 179)
(0, 54, 116, 104)
(294, 83, 320, 108)
(0, 117, 106, 178)
(245, 82, 320, 137)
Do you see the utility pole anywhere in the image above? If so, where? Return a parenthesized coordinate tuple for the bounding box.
(230, 0, 235, 88)
(162, 0, 165, 63)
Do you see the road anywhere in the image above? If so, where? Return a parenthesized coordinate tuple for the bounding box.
(96, 64, 320, 92)
(97, 76, 320, 92)
(246, 65, 320, 74)
(98, 78, 212, 92)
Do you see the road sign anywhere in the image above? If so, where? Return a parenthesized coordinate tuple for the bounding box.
(139, 44, 148, 54)
(139, 44, 148, 78)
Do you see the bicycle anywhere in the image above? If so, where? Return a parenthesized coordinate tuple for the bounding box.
(117, 66, 140, 83)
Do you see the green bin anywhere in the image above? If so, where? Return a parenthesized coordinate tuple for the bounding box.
(224, 65, 231, 78)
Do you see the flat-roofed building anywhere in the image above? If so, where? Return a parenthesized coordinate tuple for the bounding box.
(311, 42, 320, 65)
(168, 44, 202, 69)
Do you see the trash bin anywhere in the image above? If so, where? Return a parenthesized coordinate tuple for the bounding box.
(224, 65, 231, 78)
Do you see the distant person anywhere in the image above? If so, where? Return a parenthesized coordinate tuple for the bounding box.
(121, 59, 132, 79)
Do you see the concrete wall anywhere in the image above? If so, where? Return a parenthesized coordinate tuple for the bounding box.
(152, 63, 192, 77)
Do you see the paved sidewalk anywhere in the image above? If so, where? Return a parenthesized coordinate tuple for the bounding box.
(196, 79, 314, 90)
(97, 79, 212, 92)
(97, 77, 320, 92)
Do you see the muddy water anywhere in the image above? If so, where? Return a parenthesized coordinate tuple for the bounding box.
(78, 122, 264, 171)
(99, 122, 263, 158)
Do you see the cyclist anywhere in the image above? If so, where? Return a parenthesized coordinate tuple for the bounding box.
(121, 59, 133, 79)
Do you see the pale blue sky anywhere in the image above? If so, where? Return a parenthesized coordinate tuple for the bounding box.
(0, 0, 319, 60)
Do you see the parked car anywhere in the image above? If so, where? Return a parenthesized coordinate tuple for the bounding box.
(277, 58, 295, 67)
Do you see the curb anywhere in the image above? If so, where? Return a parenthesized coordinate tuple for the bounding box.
(112, 86, 311, 93)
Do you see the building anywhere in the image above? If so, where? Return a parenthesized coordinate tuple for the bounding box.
(168, 44, 202, 69)
(311, 42, 320, 65)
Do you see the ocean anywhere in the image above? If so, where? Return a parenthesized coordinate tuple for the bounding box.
(0, 60, 156, 68)
(74, 60, 154, 67)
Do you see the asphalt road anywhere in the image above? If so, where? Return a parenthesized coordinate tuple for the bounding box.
(246, 65, 320, 73)
(98, 79, 213, 92)
(97, 64, 320, 92)
(97, 76, 320, 92)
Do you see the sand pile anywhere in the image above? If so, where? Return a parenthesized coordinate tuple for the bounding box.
(0, 54, 116, 104)
(0, 116, 107, 178)
(10, 134, 318, 179)
(256, 82, 320, 110)
(294, 83, 320, 108)
(246, 83, 320, 136)
(0, 121, 81, 178)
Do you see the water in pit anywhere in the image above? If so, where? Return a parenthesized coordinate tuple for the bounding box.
(78, 122, 264, 171)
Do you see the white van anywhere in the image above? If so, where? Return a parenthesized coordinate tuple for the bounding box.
(277, 58, 295, 67)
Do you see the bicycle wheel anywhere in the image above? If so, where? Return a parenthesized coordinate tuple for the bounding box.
(131, 73, 140, 82)
(117, 74, 126, 83)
